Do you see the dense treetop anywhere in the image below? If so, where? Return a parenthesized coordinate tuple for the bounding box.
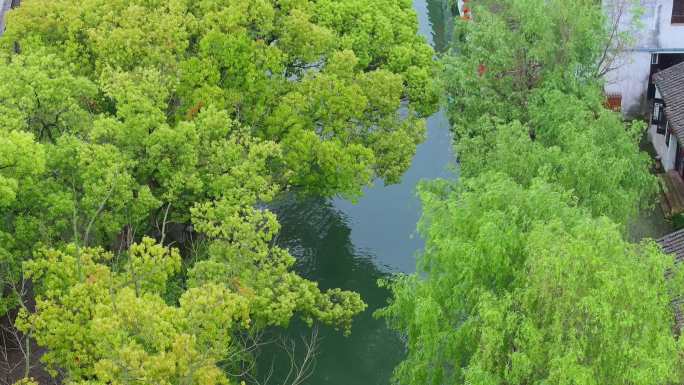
(380, 174, 681, 385)
(0, 0, 438, 383)
(379, 1, 682, 385)
(2, 0, 439, 197)
(443, 0, 656, 224)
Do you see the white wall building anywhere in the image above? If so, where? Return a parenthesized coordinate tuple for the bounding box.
(651, 62, 684, 174)
(605, 0, 684, 117)
(651, 85, 679, 171)
(601, 0, 684, 181)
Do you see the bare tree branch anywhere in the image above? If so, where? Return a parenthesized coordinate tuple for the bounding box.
(160, 202, 172, 245)
(83, 174, 118, 247)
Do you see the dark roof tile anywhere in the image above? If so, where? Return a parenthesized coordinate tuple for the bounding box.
(657, 227, 684, 263)
(654, 62, 684, 145)
(656, 228, 684, 332)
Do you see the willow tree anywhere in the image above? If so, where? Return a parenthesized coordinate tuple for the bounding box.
(379, 174, 683, 385)
(379, 1, 678, 385)
(454, 88, 656, 224)
(444, 0, 639, 126)
(443, 0, 655, 224)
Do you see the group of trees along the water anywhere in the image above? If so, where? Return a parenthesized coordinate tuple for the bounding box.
(0, 0, 682, 384)
(378, 1, 684, 385)
(0, 0, 438, 383)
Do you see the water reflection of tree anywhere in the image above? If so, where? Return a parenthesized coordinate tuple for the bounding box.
(268, 196, 405, 385)
(273, 196, 385, 286)
(427, 0, 455, 53)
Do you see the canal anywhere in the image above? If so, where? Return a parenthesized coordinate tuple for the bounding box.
(270, 1, 457, 384)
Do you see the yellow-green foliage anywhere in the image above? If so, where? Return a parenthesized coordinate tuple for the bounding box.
(1, 0, 438, 198)
(19, 237, 363, 384)
(0, 0, 424, 382)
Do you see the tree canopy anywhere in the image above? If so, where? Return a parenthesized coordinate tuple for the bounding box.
(379, 1, 682, 385)
(1, 0, 439, 198)
(380, 174, 681, 385)
(0, 0, 438, 383)
(443, 0, 655, 224)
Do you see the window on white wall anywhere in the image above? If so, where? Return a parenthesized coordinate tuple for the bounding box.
(666, 122, 672, 146)
(654, 99, 666, 134)
(652, 53, 659, 64)
(673, 0, 684, 23)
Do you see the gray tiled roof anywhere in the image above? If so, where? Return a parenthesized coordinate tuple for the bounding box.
(657, 228, 684, 263)
(654, 62, 684, 145)
(656, 228, 684, 332)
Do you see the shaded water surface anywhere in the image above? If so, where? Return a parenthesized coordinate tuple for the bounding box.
(268, 1, 456, 384)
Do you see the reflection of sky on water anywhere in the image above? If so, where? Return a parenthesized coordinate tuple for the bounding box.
(333, 108, 454, 274)
(332, 0, 456, 275)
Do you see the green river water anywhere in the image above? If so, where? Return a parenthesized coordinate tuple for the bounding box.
(266, 1, 458, 384)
